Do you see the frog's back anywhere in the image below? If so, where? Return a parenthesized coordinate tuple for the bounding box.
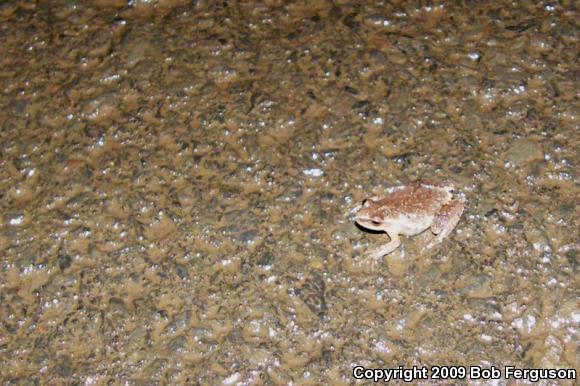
(377, 181, 449, 217)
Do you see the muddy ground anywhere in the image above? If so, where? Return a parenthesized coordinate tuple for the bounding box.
(0, 0, 578, 384)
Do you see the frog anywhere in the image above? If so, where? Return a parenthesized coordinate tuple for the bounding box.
(353, 179, 465, 258)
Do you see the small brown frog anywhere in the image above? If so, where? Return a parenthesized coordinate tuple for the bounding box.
(354, 179, 465, 258)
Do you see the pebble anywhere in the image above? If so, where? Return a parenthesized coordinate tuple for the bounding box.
(506, 139, 543, 166)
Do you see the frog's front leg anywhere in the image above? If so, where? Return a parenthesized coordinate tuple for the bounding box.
(429, 199, 464, 246)
(370, 231, 401, 258)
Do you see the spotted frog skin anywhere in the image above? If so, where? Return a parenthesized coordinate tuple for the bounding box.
(354, 179, 465, 258)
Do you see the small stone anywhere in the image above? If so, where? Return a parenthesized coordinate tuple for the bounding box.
(168, 335, 187, 353)
(239, 229, 259, 245)
(506, 139, 543, 166)
(303, 168, 324, 177)
(58, 253, 72, 272)
(55, 355, 72, 377)
(175, 263, 189, 280)
(257, 251, 274, 266)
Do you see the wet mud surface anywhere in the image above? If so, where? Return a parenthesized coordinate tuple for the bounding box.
(0, 0, 578, 384)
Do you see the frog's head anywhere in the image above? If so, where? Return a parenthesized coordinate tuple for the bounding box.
(354, 198, 385, 231)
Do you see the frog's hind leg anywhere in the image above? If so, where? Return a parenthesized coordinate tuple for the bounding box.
(429, 199, 464, 247)
(370, 233, 401, 258)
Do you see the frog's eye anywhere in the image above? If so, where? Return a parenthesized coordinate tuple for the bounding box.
(362, 198, 374, 207)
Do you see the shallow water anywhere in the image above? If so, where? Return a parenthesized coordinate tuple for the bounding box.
(0, 0, 578, 384)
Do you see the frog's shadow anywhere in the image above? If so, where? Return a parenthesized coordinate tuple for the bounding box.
(353, 222, 385, 234)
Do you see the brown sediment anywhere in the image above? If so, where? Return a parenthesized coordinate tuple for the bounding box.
(0, 0, 578, 384)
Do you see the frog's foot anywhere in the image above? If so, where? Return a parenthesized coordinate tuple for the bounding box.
(428, 198, 464, 248)
(367, 234, 401, 258)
